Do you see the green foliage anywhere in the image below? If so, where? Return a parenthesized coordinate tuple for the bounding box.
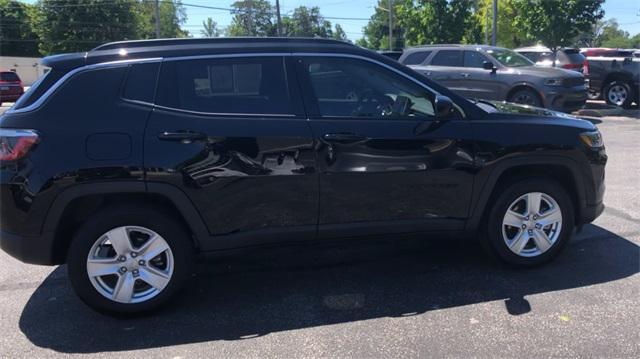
(474, 0, 527, 48)
(359, 0, 405, 50)
(201, 17, 220, 38)
(333, 24, 348, 42)
(395, 0, 477, 47)
(137, 0, 189, 39)
(227, 0, 276, 36)
(0, 0, 40, 56)
(513, 0, 605, 50)
(282, 6, 332, 38)
(31, 0, 140, 55)
(596, 19, 640, 48)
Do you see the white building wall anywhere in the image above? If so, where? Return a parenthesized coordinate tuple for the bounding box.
(0, 57, 47, 86)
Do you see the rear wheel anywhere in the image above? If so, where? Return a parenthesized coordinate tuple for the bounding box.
(67, 205, 194, 315)
(604, 80, 633, 108)
(508, 88, 543, 107)
(484, 178, 574, 267)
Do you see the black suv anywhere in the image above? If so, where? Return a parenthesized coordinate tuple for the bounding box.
(0, 38, 606, 314)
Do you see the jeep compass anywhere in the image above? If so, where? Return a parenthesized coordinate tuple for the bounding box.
(0, 38, 606, 315)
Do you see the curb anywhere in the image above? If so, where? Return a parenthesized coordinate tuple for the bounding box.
(573, 107, 625, 118)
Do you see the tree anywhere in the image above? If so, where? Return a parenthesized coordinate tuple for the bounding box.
(513, 0, 605, 51)
(0, 0, 39, 56)
(201, 17, 220, 37)
(333, 24, 348, 42)
(282, 6, 332, 38)
(359, 0, 406, 50)
(474, 0, 527, 47)
(31, 0, 141, 55)
(395, 0, 477, 46)
(227, 0, 276, 36)
(136, 0, 189, 39)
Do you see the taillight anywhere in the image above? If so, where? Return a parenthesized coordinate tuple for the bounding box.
(562, 63, 582, 70)
(583, 60, 589, 76)
(0, 129, 39, 162)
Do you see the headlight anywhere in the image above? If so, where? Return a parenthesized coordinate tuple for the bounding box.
(580, 130, 604, 148)
(545, 78, 563, 86)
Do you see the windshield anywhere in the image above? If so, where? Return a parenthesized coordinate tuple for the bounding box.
(486, 48, 534, 67)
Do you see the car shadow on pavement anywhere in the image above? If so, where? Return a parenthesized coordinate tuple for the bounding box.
(19, 224, 639, 353)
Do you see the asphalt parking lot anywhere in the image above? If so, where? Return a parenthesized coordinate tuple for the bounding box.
(0, 103, 638, 357)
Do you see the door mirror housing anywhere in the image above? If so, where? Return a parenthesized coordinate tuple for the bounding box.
(435, 95, 456, 119)
(483, 61, 496, 73)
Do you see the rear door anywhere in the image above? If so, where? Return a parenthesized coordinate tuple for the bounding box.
(144, 55, 318, 246)
(423, 50, 464, 91)
(295, 55, 475, 238)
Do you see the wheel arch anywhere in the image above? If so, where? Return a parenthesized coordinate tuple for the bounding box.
(506, 83, 544, 104)
(466, 157, 588, 235)
(43, 182, 209, 264)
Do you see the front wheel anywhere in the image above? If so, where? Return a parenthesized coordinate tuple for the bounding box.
(508, 88, 543, 108)
(484, 178, 574, 267)
(67, 205, 194, 315)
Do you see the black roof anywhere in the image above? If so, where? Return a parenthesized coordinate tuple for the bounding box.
(43, 37, 364, 70)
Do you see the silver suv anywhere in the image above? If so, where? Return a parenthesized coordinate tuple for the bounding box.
(399, 45, 587, 112)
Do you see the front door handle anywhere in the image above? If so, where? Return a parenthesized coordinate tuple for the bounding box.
(461, 73, 471, 78)
(158, 131, 207, 143)
(323, 133, 368, 143)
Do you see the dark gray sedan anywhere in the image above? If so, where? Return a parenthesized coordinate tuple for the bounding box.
(399, 45, 587, 112)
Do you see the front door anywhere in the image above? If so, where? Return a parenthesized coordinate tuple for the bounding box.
(144, 56, 318, 246)
(295, 55, 475, 238)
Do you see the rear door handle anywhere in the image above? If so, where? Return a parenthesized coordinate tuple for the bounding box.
(158, 131, 207, 143)
(323, 133, 368, 143)
(461, 73, 470, 78)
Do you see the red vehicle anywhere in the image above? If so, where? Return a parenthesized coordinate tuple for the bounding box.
(0, 71, 24, 106)
(580, 48, 634, 58)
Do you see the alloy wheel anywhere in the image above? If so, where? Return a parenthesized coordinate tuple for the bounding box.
(86, 226, 174, 304)
(607, 84, 628, 106)
(501, 192, 563, 257)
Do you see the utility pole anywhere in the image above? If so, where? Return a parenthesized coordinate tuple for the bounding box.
(154, 0, 161, 38)
(491, 0, 497, 46)
(275, 0, 282, 36)
(388, 0, 393, 51)
(247, 0, 253, 36)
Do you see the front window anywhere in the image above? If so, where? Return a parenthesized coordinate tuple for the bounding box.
(486, 48, 534, 67)
(302, 57, 435, 119)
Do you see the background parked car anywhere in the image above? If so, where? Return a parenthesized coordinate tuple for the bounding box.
(580, 48, 635, 58)
(515, 46, 586, 72)
(399, 45, 587, 112)
(378, 50, 403, 60)
(0, 71, 24, 106)
(584, 55, 639, 108)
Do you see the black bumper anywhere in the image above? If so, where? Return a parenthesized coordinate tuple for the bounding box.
(0, 229, 57, 265)
(581, 201, 605, 224)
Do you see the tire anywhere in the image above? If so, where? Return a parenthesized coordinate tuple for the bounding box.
(508, 88, 543, 108)
(484, 177, 574, 267)
(67, 204, 194, 315)
(604, 80, 633, 108)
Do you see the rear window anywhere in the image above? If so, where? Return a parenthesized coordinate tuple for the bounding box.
(430, 50, 463, 67)
(157, 56, 293, 115)
(0, 72, 20, 82)
(563, 50, 585, 63)
(13, 70, 64, 110)
(402, 51, 432, 65)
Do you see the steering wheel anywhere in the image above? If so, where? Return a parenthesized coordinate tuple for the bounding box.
(353, 88, 393, 117)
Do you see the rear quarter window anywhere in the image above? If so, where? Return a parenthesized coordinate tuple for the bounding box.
(13, 70, 64, 110)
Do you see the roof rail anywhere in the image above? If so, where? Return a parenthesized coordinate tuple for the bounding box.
(91, 37, 354, 52)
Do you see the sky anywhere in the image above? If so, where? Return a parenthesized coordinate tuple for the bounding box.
(18, 0, 640, 43)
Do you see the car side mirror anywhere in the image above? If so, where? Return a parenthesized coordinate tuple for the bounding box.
(483, 61, 496, 73)
(414, 95, 456, 135)
(435, 95, 456, 119)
